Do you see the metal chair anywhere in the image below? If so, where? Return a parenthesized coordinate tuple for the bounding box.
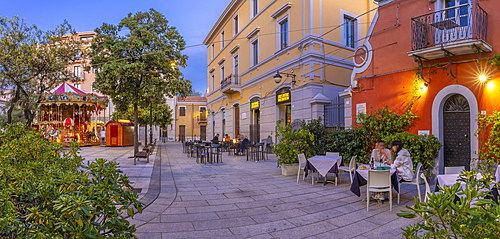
(338, 155, 357, 184)
(401, 162, 423, 202)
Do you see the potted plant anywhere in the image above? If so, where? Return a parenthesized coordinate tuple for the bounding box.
(272, 120, 315, 176)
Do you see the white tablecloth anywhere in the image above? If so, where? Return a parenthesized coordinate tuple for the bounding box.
(496, 165, 500, 183)
(437, 174, 465, 189)
(307, 156, 342, 177)
(356, 168, 397, 181)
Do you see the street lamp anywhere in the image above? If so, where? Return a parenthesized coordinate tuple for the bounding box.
(273, 70, 296, 85)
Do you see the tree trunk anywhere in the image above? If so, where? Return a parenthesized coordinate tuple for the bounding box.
(134, 102, 139, 155)
(7, 103, 14, 124)
(144, 124, 148, 146)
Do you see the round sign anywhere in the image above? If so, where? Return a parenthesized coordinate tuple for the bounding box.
(353, 46, 369, 68)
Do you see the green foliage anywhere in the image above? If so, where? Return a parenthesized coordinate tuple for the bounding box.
(398, 170, 500, 238)
(300, 118, 328, 155)
(382, 132, 442, 174)
(272, 120, 315, 166)
(355, 105, 418, 162)
(89, 8, 192, 153)
(474, 110, 500, 174)
(323, 128, 370, 164)
(0, 122, 144, 238)
(489, 53, 500, 70)
(0, 16, 82, 125)
(112, 102, 173, 129)
(0, 104, 24, 127)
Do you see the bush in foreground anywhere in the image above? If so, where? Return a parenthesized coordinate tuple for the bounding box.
(0, 123, 144, 238)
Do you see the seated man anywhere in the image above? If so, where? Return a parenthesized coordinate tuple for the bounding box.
(223, 134, 230, 150)
(212, 133, 220, 144)
(371, 140, 392, 164)
(237, 135, 249, 155)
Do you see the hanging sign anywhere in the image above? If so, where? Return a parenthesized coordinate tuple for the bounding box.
(276, 87, 291, 105)
(250, 97, 260, 110)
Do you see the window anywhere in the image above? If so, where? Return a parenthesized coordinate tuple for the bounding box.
(91, 67, 101, 74)
(221, 31, 225, 49)
(91, 82, 99, 92)
(233, 15, 239, 35)
(74, 83, 81, 90)
(74, 66, 82, 78)
(279, 18, 289, 50)
(251, 39, 259, 66)
(74, 49, 82, 60)
(211, 43, 215, 60)
(80, 36, 93, 41)
(252, 0, 258, 17)
(222, 109, 225, 136)
(444, 0, 468, 27)
(233, 55, 239, 84)
(220, 66, 225, 84)
(344, 16, 356, 48)
(179, 107, 186, 116)
(211, 74, 215, 92)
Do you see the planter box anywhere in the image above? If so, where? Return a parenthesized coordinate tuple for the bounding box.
(281, 163, 299, 176)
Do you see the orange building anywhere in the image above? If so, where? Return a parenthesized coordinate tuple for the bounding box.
(347, 0, 498, 173)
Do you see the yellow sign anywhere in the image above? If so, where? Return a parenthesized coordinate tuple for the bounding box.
(251, 101, 259, 109)
(277, 92, 290, 102)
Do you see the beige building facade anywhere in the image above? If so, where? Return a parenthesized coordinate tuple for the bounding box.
(205, 0, 377, 142)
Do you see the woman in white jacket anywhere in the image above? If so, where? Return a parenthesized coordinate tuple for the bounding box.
(389, 140, 414, 182)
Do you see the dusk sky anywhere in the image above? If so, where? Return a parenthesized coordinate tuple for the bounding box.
(0, 0, 231, 95)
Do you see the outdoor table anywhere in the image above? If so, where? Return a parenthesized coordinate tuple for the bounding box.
(350, 166, 399, 197)
(304, 156, 343, 186)
(435, 173, 499, 204)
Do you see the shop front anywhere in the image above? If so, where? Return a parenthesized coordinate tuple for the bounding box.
(250, 97, 260, 143)
(276, 87, 291, 126)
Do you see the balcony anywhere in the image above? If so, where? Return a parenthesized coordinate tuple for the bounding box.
(220, 74, 242, 96)
(408, 3, 491, 60)
(197, 115, 207, 124)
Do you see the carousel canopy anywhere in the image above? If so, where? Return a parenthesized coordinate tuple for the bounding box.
(50, 82, 87, 95)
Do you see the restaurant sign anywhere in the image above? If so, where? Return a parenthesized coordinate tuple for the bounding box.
(276, 87, 291, 105)
(250, 97, 260, 110)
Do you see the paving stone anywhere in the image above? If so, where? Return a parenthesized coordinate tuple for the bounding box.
(160, 212, 220, 223)
(235, 198, 284, 209)
(316, 220, 379, 239)
(216, 206, 273, 219)
(192, 216, 257, 230)
(286, 208, 345, 227)
(229, 219, 296, 236)
(250, 208, 307, 223)
(161, 229, 234, 238)
(133, 232, 162, 239)
(135, 222, 194, 233)
(207, 196, 255, 206)
(270, 221, 336, 238)
(186, 204, 240, 213)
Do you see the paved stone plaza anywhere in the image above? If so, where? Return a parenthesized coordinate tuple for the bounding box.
(80, 143, 421, 238)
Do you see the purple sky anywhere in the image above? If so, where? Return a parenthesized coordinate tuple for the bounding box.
(0, 0, 230, 95)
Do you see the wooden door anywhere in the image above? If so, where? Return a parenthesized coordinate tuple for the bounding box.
(179, 125, 186, 142)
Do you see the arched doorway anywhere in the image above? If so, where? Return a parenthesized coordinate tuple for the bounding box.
(443, 94, 471, 170)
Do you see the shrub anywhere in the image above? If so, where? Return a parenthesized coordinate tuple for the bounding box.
(323, 129, 371, 164)
(0, 123, 144, 238)
(273, 120, 315, 166)
(475, 110, 500, 174)
(398, 170, 500, 238)
(383, 132, 442, 174)
(300, 118, 328, 155)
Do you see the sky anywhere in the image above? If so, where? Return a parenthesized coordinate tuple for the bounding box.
(0, 0, 230, 95)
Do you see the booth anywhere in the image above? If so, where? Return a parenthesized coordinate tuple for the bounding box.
(106, 120, 134, 146)
(35, 83, 108, 146)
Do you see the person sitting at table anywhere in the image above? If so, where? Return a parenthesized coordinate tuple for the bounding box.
(371, 140, 392, 164)
(223, 134, 230, 150)
(237, 135, 249, 155)
(389, 140, 414, 182)
(213, 133, 219, 144)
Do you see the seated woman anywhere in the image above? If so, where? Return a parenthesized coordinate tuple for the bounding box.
(389, 140, 414, 182)
(371, 140, 392, 164)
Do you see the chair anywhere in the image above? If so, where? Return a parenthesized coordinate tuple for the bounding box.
(367, 170, 393, 211)
(296, 154, 318, 184)
(338, 155, 357, 184)
(401, 162, 423, 202)
(445, 166, 465, 174)
(326, 152, 340, 157)
(420, 173, 432, 203)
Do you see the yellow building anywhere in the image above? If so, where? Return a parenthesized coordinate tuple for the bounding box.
(204, 0, 377, 142)
(173, 96, 208, 142)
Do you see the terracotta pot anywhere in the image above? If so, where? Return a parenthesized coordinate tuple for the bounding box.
(281, 163, 299, 176)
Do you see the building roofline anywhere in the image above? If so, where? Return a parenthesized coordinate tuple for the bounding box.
(203, 0, 241, 45)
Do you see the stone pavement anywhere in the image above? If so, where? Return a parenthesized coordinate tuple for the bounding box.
(81, 142, 422, 238)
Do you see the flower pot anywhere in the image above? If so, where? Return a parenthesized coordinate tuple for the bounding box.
(281, 163, 299, 176)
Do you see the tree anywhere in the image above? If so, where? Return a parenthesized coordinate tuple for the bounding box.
(89, 8, 191, 154)
(0, 16, 82, 126)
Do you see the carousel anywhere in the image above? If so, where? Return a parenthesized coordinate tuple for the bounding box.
(34, 83, 109, 146)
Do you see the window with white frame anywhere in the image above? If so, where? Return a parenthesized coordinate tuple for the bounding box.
(91, 67, 101, 74)
(220, 31, 225, 49)
(278, 17, 289, 50)
(233, 14, 239, 35)
(343, 16, 356, 48)
(251, 38, 259, 67)
(220, 65, 225, 84)
(74, 83, 81, 90)
(233, 55, 239, 84)
(92, 82, 99, 92)
(179, 106, 186, 116)
(443, 0, 469, 27)
(211, 43, 215, 60)
(74, 65, 82, 78)
(251, 0, 258, 17)
(211, 74, 215, 92)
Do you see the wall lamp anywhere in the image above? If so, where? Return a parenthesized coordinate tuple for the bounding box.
(273, 70, 296, 85)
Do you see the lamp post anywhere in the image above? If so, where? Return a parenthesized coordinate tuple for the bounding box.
(273, 70, 296, 85)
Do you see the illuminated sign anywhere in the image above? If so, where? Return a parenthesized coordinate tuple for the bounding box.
(251, 101, 259, 109)
(277, 93, 289, 103)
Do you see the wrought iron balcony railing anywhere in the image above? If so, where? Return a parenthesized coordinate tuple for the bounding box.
(220, 74, 239, 90)
(197, 115, 207, 123)
(411, 3, 487, 52)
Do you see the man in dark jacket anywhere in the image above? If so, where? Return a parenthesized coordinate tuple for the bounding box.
(213, 134, 219, 143)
